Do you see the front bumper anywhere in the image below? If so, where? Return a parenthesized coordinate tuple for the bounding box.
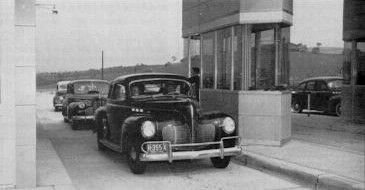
(140, 136, 241, 163)
(72, 115, 95, 121)
(54, 103, 63, 108)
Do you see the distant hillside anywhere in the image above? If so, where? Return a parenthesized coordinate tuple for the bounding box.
(37, 61, 189, 89)
(37, 52, 343, 89)
(289, 52, 342, 85)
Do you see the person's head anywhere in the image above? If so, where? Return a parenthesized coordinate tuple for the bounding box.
(131, 86, 139, 96)
(192, 67, 200, 76)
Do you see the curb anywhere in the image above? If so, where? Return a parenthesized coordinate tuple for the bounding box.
(235, 151, 365, 190)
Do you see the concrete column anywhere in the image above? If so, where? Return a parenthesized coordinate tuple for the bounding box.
(0, 1, 16, 188)
(14, 0, 36, 188)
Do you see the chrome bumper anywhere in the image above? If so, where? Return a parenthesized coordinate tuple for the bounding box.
(72, 115, 94, 120)
(54, 104, 63, 107)
(140, 136, 241, 163)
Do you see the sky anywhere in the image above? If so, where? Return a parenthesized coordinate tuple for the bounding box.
(36, 0, 344, 73)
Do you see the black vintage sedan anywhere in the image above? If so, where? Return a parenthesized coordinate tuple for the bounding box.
(94, 73, 241, 174)
(62, 79, 109, 130)
(291, 76, 343, 116)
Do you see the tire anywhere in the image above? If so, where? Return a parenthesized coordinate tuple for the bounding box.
(335, 102, 341, 117)
(210, 156, 231, 169)
(71, 120, 78, 130)
(126, 140, 147, 174)
(292, 100, 303, 113)
(96, 114, 108, 151)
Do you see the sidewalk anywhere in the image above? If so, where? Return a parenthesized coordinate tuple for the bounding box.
(236, 114, 365, 190)
(36, 120, 75, 190)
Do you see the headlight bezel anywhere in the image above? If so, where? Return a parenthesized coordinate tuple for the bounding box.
(78, 102, 86, 109)
(141, 120, 156, 139)
(221, 117, 236, 134)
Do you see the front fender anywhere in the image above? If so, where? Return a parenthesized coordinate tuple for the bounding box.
(121, 114, 153, 152)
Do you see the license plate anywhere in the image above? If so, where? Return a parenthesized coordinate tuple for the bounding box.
(146, 143, 168, 153)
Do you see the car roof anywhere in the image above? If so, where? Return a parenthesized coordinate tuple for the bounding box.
(69, 79, 109, 84)
(113, 73, 189, 84)
(299, 76, 342, 84)
(57, 81, 71, 85)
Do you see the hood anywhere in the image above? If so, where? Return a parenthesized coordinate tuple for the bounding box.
(131, 97, 198, 112)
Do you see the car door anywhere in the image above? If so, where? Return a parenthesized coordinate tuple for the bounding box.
(107, 83, 129, 144)
(304, 81, 316, 110)
(314, 80, 332, 110)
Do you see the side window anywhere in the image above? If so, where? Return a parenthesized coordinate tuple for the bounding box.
(306, 81, 315, 91)
(111, 84, 126, 101)
(297, 82, 306, 91)
(316, 81, 328, 91)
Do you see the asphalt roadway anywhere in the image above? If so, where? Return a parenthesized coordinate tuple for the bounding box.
(37, 91, 311, 190)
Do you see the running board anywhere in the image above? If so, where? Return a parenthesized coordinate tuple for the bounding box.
(99, 139, 122, 153)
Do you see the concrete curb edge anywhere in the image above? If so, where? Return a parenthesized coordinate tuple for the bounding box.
(235, 151, 365, 190)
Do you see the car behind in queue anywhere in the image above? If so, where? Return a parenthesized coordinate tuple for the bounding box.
(291, 76, 343, 116)
(62, 79, 109, 130)
(53, 81, 70, 111)
(94, 73, 241, 174)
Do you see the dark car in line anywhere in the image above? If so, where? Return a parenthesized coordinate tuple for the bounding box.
(53, 81, 70, 111)
(62, 79, 109, 130)
(291, 76, 343, 116)
(94, 73, 241, 174)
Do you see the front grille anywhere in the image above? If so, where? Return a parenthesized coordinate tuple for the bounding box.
(85, 107, 94, 115)
(162, 124, 191, 144)
(196, 123, 216, 143)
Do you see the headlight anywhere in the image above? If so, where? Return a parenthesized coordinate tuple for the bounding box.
(78, 102, 86, 109)
(141, 120, 156, 139)
(221, 117, 235, 134)
(59, 96, 64, 100)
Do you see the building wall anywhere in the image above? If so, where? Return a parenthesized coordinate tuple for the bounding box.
(343, 0, 365, 41)
(343, 0, 365, 123)
(0, 0, 36, 188)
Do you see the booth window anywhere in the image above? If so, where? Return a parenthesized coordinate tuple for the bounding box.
(202, 32, 215, 89)
(217, 28, 232, 90)
(343, 42, 353, 85)
(356, 42, 365, 85)
(234, 26, 242, 90)
(254, 29, 275, 89)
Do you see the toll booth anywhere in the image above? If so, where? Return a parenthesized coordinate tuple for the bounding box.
(342, 0, 365, 124)
(183, 0, 293, 146)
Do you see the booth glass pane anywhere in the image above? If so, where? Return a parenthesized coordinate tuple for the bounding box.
(357, 42, 365, 85)
(217, 28, 232, 90)
(202, 32, 215, 89)
(234, 26, 242, 90)
(279, 27, 290, 86)
(343, 41, 352, 85)
(256, 29, 275, 89)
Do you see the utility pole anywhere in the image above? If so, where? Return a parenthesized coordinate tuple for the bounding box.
(101, 50, 104, 80)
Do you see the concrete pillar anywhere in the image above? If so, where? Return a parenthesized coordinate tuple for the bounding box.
(14, 0, 37, 188)
(0, 1, 16, 188)
(241, 24, 251, 90)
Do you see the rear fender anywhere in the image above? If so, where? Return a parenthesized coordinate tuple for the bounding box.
(93, 106, 107, 133)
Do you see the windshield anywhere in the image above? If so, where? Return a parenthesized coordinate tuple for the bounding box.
(74, 81, 109, 95)
(130, 79, 192, 98)
(58, 84, 68, 91)
(327, 79, 343, 89)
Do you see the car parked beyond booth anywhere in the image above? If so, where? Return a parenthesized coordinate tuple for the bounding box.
(291, 76, 343, 116)
(94, 73, 241, 174)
